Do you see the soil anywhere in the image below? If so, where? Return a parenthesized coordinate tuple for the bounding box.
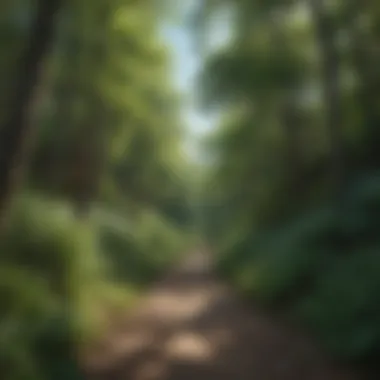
(83, 252, 362, 380)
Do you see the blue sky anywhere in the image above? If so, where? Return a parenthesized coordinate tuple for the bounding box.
(159, 2, 231, 161)
(161, 17, 212, 136)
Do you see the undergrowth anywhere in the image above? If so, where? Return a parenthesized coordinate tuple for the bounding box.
(215, 173, 380, 363)
(0, 193, 189, 380)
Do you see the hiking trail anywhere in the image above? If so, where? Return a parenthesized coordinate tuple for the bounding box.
(83, 251, 360, 380)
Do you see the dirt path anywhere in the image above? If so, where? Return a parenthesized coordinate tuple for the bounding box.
(83, 252, 361, 380)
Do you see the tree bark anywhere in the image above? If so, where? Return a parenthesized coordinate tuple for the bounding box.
(269, 10, 304, 205)
(309, 0, 345, 195)
(0, 0, 62, 231)
(348, 4, 380, 168)
(69, 107, 108, 219)
(282, 95, 304, 192)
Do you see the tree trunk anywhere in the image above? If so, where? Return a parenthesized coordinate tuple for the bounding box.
(269, 10, 304, 205)
(348, 5, 380, 168)
(282, 95, 304, 193)
(0, 0, 62, 231)
(66, 99, 109, 218)
(309, 0, 345, 195)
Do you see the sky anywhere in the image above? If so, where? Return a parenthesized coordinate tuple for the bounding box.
(160, 1, 231, 162)
(161, 24, 210, 133)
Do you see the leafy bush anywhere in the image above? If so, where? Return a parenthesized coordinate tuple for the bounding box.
(295, 249, 380, 359)
(218, 209, 336, 303)
(0, 194, 87, 380)
(135, 209, 186, 266)
(216, 174, 380, 361)
(98, 208, 187, 287)
(0, 194, 191, 379)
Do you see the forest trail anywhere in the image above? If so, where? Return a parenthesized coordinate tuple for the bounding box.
(83, 251, 360, 380)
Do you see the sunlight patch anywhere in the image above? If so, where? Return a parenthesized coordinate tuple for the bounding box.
(164, 332, 213, 361)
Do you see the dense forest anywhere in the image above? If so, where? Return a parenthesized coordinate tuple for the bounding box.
(3, 0, 380, 379)
(196, 0, 380, 368)
(0, 1, 193, 379)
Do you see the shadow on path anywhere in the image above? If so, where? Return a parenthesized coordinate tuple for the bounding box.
(83, 252, 361, 380)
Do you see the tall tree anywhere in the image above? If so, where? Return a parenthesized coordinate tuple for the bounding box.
(309, 0, 345, 192)
(0, 0, 62, 230)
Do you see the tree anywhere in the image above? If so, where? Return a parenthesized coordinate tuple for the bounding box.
(309, 0, 345, 192)
(0, 0, 62, 230)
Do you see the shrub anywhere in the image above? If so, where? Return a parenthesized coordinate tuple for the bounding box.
(295, 249, 380, 360)
(0, 194, 91, 380)
(98, 208, 187, 287)
(215, 174, 380, 361)
(0, 195, 191, 379)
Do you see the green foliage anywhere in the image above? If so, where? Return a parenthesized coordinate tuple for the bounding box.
(0, 195, 85, 380)
(99, 208, 188, 287)
(296, 249, 380, 359)
(216, 175, 380, 361)
(0, 0, 192, 379)
(195, 0, 380, 367)
(218, 209, 332, 300)
(2, 196, 78, 293)
(0, 192, 190, 379)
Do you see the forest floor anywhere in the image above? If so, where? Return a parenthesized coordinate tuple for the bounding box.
(83, 251, 362, 380)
